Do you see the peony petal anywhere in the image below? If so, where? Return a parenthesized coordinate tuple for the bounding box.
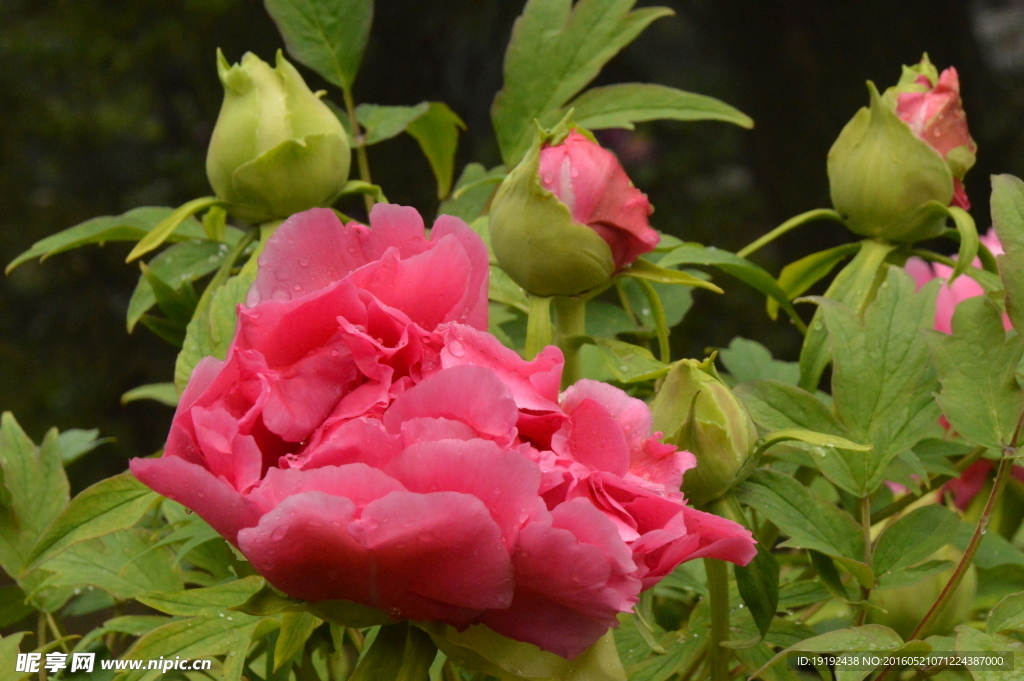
(383, 366, 519, 446)
(289, 417, 400, 470)
(248, 464, 406, 514)
(384, 439, 543, 545)
(130, 456, 261, 545)
(430, 214, 490, 329)
(440, 324, 563, 411)
(190, 405, 263, 491)
(551, 398, 630, 476)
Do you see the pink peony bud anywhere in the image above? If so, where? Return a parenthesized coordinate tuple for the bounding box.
(896, 67, 976, 209)
(538, 131, 658, 271)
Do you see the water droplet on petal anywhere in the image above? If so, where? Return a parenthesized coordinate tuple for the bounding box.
(448, 340, 465, 357)
(271, 526, 288, 541)
(298, 258, 310, 267)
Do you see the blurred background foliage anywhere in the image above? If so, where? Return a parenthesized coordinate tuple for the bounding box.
(3, 0, 1024, 489)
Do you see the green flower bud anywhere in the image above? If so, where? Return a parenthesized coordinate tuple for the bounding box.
(868, 545, 976, 639)
(649, 356, 758, 506)
(206, 49, 351, 224)
(828, 81, 953, 242)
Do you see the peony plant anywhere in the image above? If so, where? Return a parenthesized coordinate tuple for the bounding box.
(4, 2, 1024, 681)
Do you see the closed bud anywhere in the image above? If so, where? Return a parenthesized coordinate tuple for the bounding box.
(650, 356, 758, 506)
(828, 78, 954, 242)
(489, 128, 657, 297)
(206, 50, 351, 224)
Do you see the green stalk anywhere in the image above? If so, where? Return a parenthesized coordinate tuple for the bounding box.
(525, 294, 553, 360)
(342, 85, 374, 214)
(855, 495, 872, 626)
(736, 208, 844, 259)
(553, 296, 586, 387)
(704, 557, 731, 681)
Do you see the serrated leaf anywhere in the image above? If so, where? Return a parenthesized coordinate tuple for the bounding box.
(119, 611, 274, 681)
(768, 242, 861, 320)
(127, 239, 231, 332)
(927, 296, 1024, 450)
(274, 612, 321, 671)
(734, 542, 779, 641)
(0, 633, 28, 681)
(356, 102, 429, 145)
(265, 0, 373, 90)
(492, 0, 673, 166)
(821, 267, 942, 494)
(5, 207, 205, 274)
(719, 338, 799, 386)
(872, 505, 960, 578)
(439, 163, 506, 223)
(138, 576, 265, 617)
(736, 470, 871, 586)
(121, 383, 179, 407)
(954, 625, 1023, 681)
(24, 471, 158, 571)
(567, 82, 751, 130)
(37, 529, 183, 600)
(406, 102, 466, 199)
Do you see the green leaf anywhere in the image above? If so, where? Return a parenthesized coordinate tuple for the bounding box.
(749, 625, 905, 680)
(127, 239, 231, 332)
(265, 0, 373, 91)
(438, 163, 506, 223)
(625, 630, 704, 681)
(138, 314, 186, 347)
(0, 415, 69, 587)
(990, 174, 1024, 337)
(735, 380, 846, 436)
(927, 296, 1024, 450)
(71, 614, 171, 655)
(351, 622, 437, 681)
(0, 585, 32, 629)
(274, 612, 321, 671)
(24, 471, 158, 571)
(5, 206, 205, 274)
(809, 551, 855, 602)
(0, 633, 28, 681)
(55, 428, 112, 466)
(799, 239, 896, 391)
(872, 505, 960, 578)
(421, 622, 625, 681)
(492, 0, 673, 166)
(120, 611, 275, 681)
(954, 625, 1023, 681)
(756, 428, 871, 460)
(620, 276, 696, 330)
(586, 301, 639, 337)
(406, 102, 466, 199)
(622, 257, 723, 293)
(876, 559, 953, 590)
(768, 242, 861, 320)
(953, 522, 1024, 569)
(734, 542, 779, 642)
(777, 580, 831, 611)
(821, 267, 942, 494)
(987, 591, 1024, 634)
(736, 470, 872, 586)
(139, 262, 196, 326)
(356, 102, 429, 145)
(719, 338, 799, 386)
(126, 196, 223, 262)
(657, 244, 803, 328)
(121, 383, 179, 407)
(567, 83, 752, 130)
(588, 337, 670, 383)
(174, 268, 255, 392)
(37, 528, 183, 600)
(138, 576, 266, 616)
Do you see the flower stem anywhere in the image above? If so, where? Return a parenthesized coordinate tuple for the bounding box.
(704, 557, 731, 681)
(736, 208, 844, 259)
(553, 296, 586, 387)
(341, 85, 374, 214)
(855, 495, 872, 626)
(524, 294, 553, 361)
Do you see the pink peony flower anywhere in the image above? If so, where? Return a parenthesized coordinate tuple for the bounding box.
(131, 205, 754, 659)
(896, 67, 976, 210)
(538, 130, 659, 271)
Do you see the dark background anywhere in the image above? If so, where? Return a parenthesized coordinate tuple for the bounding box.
(3, 0, 1024, 488)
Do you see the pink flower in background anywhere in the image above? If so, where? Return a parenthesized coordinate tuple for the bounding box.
(904, 229, 1010, 335)
(538, 130, 659, 271)
(896, 66, 976, 209)
(131, 205, 755, 660)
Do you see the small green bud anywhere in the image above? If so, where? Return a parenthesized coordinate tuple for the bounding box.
(206, 50, 351, 224)
(828, 81, 953, 242)
(649, 356, 758, 506)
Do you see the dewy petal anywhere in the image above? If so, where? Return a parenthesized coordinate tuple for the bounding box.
(384, 439, 543, 547)
(481, 498, 639, 659)
(383, 366, 519, 446)
(440, 324, 563, 411)
(237, 489, 514, 622)
(289, 417, 401, 470)
(130, 456, 261, 545)
(247, 464, 406, 514)
(551, 398, 630, 476)
(430, 214, 490, 330)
